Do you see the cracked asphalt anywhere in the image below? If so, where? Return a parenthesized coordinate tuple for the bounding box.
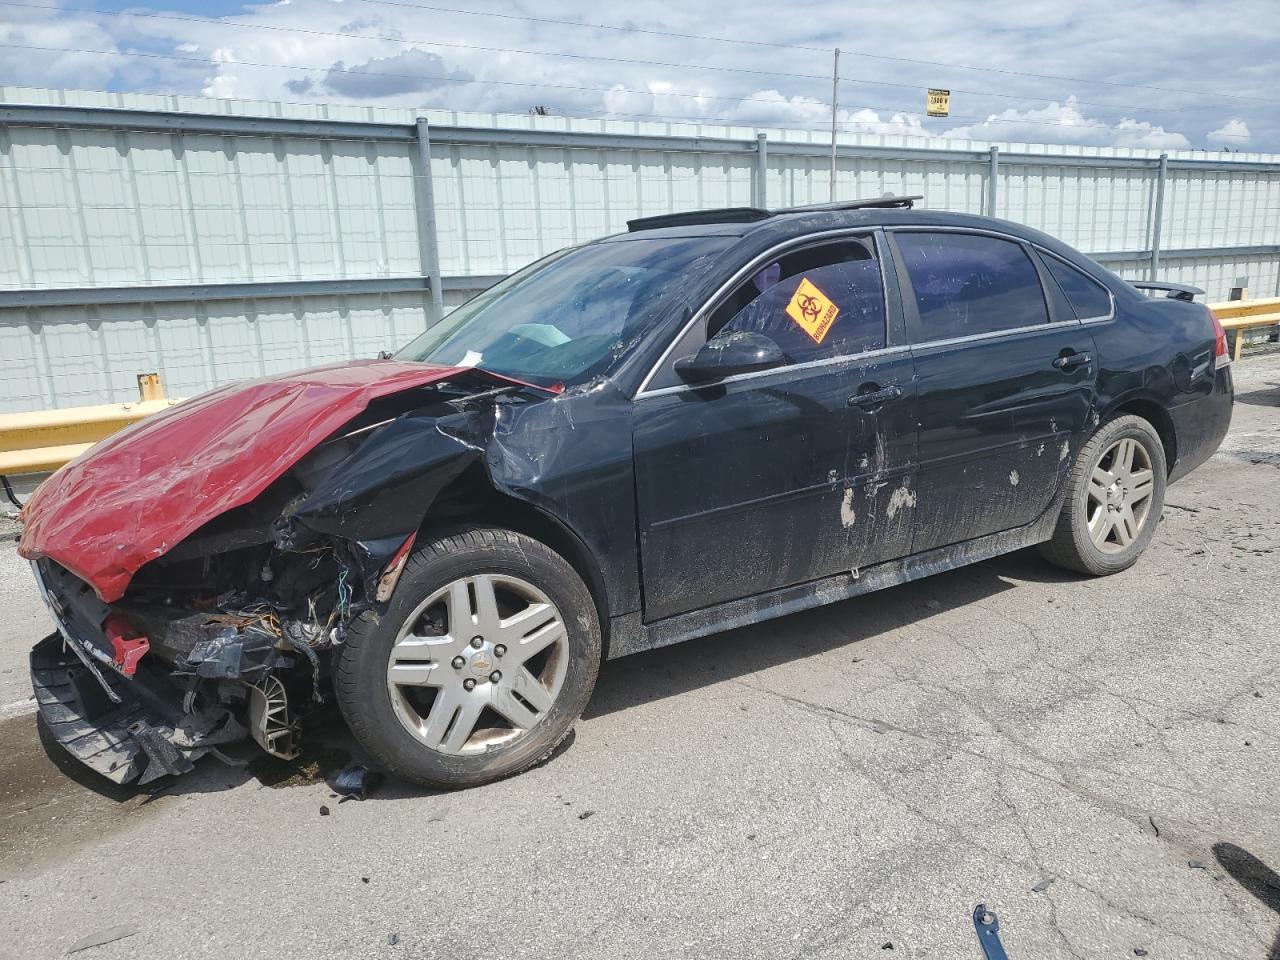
(1, 353, 1278, 960)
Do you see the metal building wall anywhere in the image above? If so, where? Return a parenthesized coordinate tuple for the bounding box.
(1, 86, 1277, 413)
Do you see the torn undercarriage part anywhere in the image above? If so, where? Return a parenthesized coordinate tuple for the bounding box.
(179, 624, 279, 681)
(247, 675, 300, 760)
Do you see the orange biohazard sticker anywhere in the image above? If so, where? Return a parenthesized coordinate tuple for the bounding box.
(785, 277, 840, 344)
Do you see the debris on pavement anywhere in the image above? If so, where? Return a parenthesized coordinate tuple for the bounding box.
(67, 924, 139, 954)
(972, 904, 1010, 960)
(330, 764, 381, 801)
(1031, 875, 1057, 892)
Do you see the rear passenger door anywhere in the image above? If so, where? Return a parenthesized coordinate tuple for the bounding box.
(887, 229, 1099, 553)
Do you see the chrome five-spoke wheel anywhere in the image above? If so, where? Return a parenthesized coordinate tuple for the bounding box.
(387, 573, 569, 755)
(1085, 436, 1155, 553)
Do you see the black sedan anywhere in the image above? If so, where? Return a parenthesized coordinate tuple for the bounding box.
(20, 197, 1233, 789)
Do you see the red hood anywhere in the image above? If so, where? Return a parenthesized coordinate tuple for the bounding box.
(18, 360, 488, 602)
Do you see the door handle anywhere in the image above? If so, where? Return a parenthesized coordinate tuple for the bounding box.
(1052, 351, 1092, 371)
(847, 384, 902, 408)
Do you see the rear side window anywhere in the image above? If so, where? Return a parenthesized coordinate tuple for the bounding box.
(1043, 254, 1112, 319)
(895, 232, 1049, 341)
(706, 239, 886, 364)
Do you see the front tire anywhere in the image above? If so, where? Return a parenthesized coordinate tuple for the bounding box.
(336, 527, 601, 789)
(1038, 414, 1167, 576)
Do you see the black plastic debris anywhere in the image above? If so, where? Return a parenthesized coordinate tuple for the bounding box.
(578, 809, 595, 820)
(319, 805, 330, 816)
(129, 719, 196, 784)
(330, 764, 382, 801)
(181, 626, 278, 681)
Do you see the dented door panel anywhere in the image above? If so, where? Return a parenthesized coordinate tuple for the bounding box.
(907, 326, 1098, 551)
(633, 350, 917, 623)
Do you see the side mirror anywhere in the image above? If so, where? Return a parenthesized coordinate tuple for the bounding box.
(674, 331, 786, 384)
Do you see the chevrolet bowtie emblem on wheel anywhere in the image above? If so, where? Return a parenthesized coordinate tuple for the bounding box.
(471, 655, 492, 674)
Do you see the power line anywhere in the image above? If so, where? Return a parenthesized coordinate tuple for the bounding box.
(0, 1, 834, 85)
(354, 0, 1270, 106)
(3, 0, 1267, 114)
(2, 41, 1252, 139)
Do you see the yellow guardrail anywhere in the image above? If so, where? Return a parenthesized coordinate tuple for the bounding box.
(1208, 296, 1280, 361)
(0, 373, 182, 477)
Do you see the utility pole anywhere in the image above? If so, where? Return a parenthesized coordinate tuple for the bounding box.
(830, 47, 840, 202)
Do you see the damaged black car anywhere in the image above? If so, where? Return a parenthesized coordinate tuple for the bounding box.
(19, 198, 1233, 788)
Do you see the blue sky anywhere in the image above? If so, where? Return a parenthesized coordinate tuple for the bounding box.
(0, 0, 1273, 152)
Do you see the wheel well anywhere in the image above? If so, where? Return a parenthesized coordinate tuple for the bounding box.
(1105, 398, 1177, 474)
(419, 463, 612, 648)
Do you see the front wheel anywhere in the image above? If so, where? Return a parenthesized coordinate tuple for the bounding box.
(336, 527, 601, 789)
(1038, 414, 1167, 576)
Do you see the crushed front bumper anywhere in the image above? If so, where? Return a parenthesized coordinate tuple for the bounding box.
(30, 634, 249, 786)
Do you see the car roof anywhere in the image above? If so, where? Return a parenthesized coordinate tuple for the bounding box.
(598, 203, 1092, 270)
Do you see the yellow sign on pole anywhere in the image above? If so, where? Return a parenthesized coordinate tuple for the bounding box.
(927, 88, 950, 118)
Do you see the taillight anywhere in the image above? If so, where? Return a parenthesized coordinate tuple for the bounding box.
(1208, 307, 1230, 370)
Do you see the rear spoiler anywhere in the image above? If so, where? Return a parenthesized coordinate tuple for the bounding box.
(1130, 280, 1204, 303)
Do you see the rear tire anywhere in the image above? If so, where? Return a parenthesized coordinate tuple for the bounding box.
(336, 527, 601, 789)
(1038, 414, 1167, 576)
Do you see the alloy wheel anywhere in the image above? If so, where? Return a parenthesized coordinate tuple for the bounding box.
(386, 574, 569, 755)
(1085, 436, 1156, 554)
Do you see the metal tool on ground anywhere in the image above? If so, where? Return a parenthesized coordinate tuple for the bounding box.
(972, 904, 1011, 960)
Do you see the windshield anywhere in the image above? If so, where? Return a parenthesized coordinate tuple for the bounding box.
(396, 236, 732, 386)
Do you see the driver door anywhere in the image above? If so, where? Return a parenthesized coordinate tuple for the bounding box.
(631, 234, 918, 623)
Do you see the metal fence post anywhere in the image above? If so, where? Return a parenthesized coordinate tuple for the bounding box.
(755, 133, 768, 209)
(988, 146, 999, 216)
(1150, 153, 1168, 281)
(414, 118, 446, 325)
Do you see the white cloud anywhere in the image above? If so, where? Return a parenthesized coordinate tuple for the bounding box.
(942, 97, 1190, 149)
(0, 0, 1273, 151)
(0, 6, 122, 90)
(1207, 118, 1251, 146)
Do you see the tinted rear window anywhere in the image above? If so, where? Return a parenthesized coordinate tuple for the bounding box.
(1043, 254, 1112, 319)
(896, 232, 1049, 340)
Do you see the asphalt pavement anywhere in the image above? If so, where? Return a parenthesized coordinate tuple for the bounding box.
(1, 353, 1278, 960)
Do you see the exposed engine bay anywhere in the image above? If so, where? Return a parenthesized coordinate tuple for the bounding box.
(24, 366, 548, 784)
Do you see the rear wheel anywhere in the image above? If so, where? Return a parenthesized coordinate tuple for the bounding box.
(1039, 414, 1167, 576)
(336, 527, 601, 788)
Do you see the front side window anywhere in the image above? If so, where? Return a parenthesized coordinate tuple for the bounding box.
(895, 232, 1049, 341)
(397, 236, 732, 387)
(704, 239, 887, 364)
(1043, 254, 1112, 319)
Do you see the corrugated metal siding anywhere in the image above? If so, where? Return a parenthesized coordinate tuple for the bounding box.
(0, 125, 420, 287)
(0, 293, 435, 411)
(1, 85, 1277, 413)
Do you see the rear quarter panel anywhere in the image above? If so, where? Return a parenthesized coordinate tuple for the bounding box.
(1088, 291, 1232, 481)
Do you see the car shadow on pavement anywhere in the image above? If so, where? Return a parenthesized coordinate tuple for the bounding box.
(1233, 382, 1280, 408)
(1212, 842, 1280, 959)
(21, 548, 1082, 804)
(586, 547, 1082, 720)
